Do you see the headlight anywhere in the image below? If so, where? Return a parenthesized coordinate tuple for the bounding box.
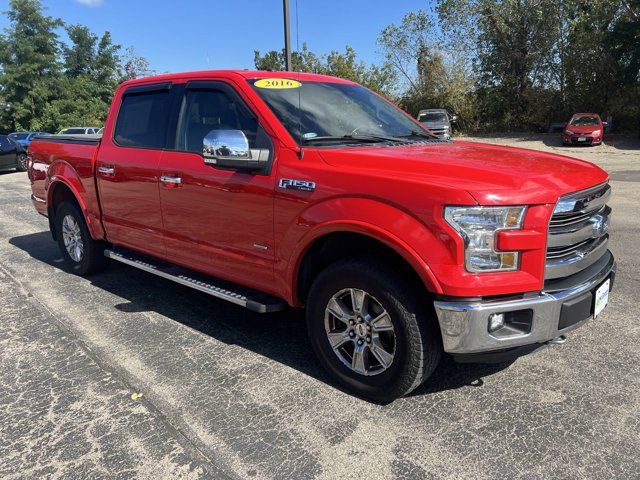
(444, 206, 527, 272)
(592, 129, 601, 136)
(564, 130, 573, 135)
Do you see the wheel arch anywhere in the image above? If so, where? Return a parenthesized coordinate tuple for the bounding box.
(290, 224, 443, 306)
(47, 178, 103, 240)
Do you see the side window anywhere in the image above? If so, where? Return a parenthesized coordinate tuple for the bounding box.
(114, 90, 172, 149)
(176, 89, 263, 154)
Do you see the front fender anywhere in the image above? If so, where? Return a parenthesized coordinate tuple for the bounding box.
(278, 196, 447, 305)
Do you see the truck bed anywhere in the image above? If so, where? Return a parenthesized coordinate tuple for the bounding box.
(28, 135, 101, 220)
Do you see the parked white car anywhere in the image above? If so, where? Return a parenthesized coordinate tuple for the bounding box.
(57, 127, 102, 135)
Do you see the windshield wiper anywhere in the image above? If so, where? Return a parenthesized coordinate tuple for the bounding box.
(303, 134, 405, 144)
(398, 130, 438, 140)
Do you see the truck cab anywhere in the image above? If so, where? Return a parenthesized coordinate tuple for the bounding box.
(27, 71, 615, 401)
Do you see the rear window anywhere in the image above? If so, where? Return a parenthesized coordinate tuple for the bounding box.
(10, 133, 28, 140)
(114, 90, 172, 149)
(62, 128, 86, 134)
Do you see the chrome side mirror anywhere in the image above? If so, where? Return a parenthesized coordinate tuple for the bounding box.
(202, 129, 269, 171)
(203, 129, 250, 162)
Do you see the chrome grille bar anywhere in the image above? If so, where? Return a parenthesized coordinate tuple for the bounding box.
(545, 183, 611, 281)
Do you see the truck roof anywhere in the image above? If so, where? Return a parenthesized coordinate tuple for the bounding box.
(120, 70, 357, 89)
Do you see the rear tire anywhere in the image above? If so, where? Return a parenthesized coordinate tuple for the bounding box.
(16, 153, 27, 172)
(306, 258, 441, 402)
(55, 201, 109, 276)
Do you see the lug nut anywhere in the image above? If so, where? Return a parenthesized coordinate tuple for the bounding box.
(349, 320, 355, 326)
(357, 339, 363, 345)
(366, 325, 371, 331)
(349, 331, 355, 338)
(366, 336, 371, 343)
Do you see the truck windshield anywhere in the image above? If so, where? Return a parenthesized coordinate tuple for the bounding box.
(250, 80, 430, 145)
(419, 112, 447, 123)
(570, 116, 599, 126)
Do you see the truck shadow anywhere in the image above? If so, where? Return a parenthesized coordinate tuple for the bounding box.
(10, 230, 513, 402)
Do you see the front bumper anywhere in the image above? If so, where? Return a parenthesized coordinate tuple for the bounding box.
(434, 251, 615, 359)
(562, 134, 602, 145)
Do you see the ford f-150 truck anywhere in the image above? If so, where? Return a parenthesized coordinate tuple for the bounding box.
(27, 71, 615, 402)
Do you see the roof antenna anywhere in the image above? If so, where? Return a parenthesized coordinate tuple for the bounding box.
(295, 0, 304, 159)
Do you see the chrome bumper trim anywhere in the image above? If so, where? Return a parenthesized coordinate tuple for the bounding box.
(434, 251, 615, 354)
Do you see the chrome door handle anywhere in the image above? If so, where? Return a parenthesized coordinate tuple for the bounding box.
(98, 166, 115, 175)
(160, 175, 182, 185)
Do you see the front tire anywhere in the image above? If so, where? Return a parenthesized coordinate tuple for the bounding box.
(306, 258, 441, 402)
(55, 201, 108, 276)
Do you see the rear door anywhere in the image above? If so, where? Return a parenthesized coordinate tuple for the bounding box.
(95, 82, 176, 257)
(157, 80, 278, 290)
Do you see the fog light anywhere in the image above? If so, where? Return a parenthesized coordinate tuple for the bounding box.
(488, 313, 505, 333)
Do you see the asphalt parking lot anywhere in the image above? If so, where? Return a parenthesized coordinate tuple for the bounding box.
(1, 134, 639, 479)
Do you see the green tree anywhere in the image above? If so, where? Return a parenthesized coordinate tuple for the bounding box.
(254, 44, 396, 96)
(378, 10, 477, 128)
(0, 0, 62, 132)
(94, 32, 121, 105)
(63, 24, 97, 78)
(122, 46, 153, 81)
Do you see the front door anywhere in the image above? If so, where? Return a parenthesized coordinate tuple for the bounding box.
(95, 84, 175, 257)
(158, 81, 278, 292)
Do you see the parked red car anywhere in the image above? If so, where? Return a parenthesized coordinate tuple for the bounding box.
(562, 113, 606, 146)
(27, 71, 615, 401)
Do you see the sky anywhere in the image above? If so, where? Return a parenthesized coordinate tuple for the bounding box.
(0, 0, 432, 73)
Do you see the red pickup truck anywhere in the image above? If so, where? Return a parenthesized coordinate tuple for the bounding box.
(27, 70, 615, 401)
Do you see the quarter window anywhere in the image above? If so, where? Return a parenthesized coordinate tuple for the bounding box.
(114, 90, 172, 149)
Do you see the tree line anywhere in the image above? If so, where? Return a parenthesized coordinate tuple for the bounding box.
(0, 0, 151, 133)
(256, 0, 640, 132)
(1, 0, 637, 134)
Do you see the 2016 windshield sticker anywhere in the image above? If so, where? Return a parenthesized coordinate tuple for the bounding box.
(254, 78, 302, 89)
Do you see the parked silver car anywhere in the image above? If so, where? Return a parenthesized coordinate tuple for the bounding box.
(57, 127, 102, 135)
(417, 109, 456, 139)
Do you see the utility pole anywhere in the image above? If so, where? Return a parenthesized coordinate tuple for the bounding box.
(283, 0, 292, 71)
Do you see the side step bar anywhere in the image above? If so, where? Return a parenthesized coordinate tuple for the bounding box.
(104, 248, 286, 313)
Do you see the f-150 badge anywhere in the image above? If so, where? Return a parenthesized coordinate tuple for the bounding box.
(278, 178, 316, 192)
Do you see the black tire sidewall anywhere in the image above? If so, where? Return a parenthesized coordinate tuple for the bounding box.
(307, 260, 435, 401)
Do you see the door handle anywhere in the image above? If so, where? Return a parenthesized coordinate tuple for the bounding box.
(160, 175, 182, 185)
(98, 165, 115, 175)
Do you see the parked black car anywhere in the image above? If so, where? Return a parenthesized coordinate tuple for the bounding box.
(0, 134, 27, 172)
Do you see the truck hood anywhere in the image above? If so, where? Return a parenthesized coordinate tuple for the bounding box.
(318, 140, 609, 205)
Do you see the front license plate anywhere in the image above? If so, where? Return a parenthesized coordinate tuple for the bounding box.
(578, 137, 587, 142)
(594, 279, 610, 317)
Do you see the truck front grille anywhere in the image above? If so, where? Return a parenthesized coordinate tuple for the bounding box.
(427, 127, 448, 138)
(545, 183, 611, 280)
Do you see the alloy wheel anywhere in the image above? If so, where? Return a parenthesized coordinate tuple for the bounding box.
(324, 288, 396, 376)
(62, 214, 84, 262)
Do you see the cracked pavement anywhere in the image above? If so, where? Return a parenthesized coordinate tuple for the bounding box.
(0, 135, 639, 479)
